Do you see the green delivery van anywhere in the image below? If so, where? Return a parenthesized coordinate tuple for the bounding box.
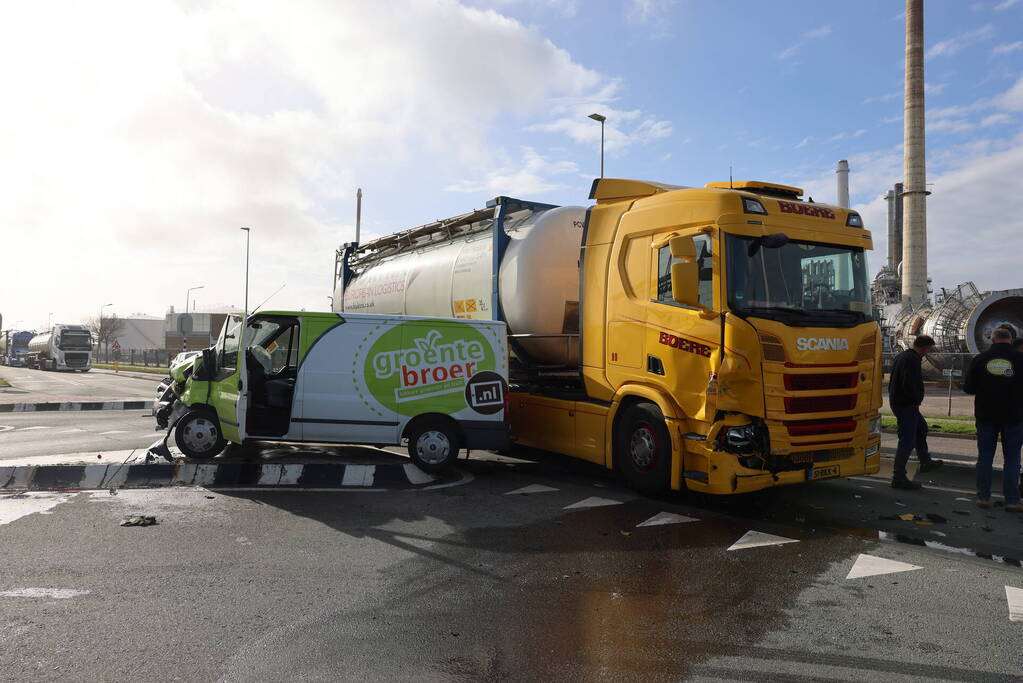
(153, 311, 509, 471)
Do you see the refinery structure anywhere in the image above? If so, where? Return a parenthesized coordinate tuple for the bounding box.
(869, 0, 1023, 367)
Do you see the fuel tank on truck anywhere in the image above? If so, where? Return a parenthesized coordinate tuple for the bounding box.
(336, 203, 587, 366)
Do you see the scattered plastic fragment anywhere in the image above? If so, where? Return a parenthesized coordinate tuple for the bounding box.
(894, 502, 907, 507)
(898, 513, 915, 521)
(120, 515, 157, 527)
(808, 504, 824, 510)
(915, 521, 933, 526)
(620, 531, 631, 536)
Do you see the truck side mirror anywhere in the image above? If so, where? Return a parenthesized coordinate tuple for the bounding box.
(668, 235, 701, 309)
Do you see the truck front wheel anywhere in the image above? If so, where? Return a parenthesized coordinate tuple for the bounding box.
(407, 419, 460, 472)
(615, 402, 673, 494)
(174, 410, 226, 460)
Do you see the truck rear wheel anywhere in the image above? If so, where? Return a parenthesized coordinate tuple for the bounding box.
(407, 419, 460, 473)
(615, 402, 673, 494)
(174, 410, 226, 460)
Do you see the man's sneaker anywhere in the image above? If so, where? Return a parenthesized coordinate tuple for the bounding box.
(975, 499, 991, 509)
(1005, 503, 1023, 513)
(919, 459, 944, 473)
(892, 478, 922, 490)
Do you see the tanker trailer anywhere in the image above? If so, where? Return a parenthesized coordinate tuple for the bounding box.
(334, 178, 883, 497)
(335, 197, 586, 370)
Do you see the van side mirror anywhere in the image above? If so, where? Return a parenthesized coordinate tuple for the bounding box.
(668, 235, 701, 309)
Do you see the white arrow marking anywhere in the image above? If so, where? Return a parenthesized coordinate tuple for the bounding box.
(726, 530, 799, 551)
(637, 511, 698, 527)
(0, 588, 91, 599)
(846, 553, 922, 580)
(506, 484, 559, 495)
(563, 496, 623, 510)
(98, 430, 128, 435)
(1007, 586, 1023, 622)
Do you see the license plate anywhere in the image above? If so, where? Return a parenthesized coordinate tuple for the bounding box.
(809, 465, 840, 481)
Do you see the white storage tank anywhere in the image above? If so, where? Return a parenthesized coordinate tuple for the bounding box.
(338, 205, 586, 366)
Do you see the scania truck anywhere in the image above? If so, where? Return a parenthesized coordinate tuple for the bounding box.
(333, 178, 882, 494)
(27, 324, 93, 371)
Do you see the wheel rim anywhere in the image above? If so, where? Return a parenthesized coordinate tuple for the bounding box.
(629, 422, 658, 472)
(181, 416, 219, 454)
(415, 430, 451, 465)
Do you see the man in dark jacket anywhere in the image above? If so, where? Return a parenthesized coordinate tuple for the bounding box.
(889, 335, 943, 490)
(963, 328, 1023, 511)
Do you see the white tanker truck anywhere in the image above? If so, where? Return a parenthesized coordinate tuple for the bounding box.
(27, 324, 93, 371)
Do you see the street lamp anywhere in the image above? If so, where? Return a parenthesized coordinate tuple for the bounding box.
(186, 285, 204, 314)
(47, 312, 53, 329)
(588, 113, 606, 178)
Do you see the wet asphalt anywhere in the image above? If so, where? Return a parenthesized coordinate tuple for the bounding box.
(1, 452, 1021, 682)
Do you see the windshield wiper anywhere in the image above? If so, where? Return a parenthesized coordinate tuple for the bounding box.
(743, 305, 812, 316)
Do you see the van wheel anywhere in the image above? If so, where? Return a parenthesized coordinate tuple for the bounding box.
(407, 420, 460, 472)
(615, 402, 673, 494)
(174, 410, 226, 459)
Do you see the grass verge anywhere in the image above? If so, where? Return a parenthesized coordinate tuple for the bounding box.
(881, 416, 976, 435)
(0, 375, 9, 387)
(92, 363, 168, 375)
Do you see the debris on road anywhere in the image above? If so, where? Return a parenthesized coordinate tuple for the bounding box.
(120, 515, 157, 527)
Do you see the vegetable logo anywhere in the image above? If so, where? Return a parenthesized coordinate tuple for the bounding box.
(363, 320, 497, 416)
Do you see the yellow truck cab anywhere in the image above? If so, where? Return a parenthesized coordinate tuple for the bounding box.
(511, 178, 882, 494)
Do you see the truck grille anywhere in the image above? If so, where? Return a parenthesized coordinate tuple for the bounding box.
(65, 353, 89, 368)
(784, 395, 856, 413)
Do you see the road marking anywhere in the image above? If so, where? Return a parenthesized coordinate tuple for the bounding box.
(0, 588, 90, 599)
(402, 463, 437, 486)
(14, 426, 51, 431)
(1006, 586, 1023, 622)
(0, 426, 13, 433)
(98, 430, 128, 435)
(846, 553, 922, 580)
(505, 484, 559, 495)
(0, 492, 75, 525)
(57, 428, 86, 433)
(636, 511, 698, 527)
(341, 465, 375, 486)
(563, 496, 624, 510)
(727, 530, 799, 551)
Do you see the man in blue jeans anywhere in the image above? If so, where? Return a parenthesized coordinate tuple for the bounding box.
(964, 328, 1023, 511)
(888, 335, 944, 490)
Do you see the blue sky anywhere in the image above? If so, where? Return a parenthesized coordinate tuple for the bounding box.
(2, 0, 1022, 329)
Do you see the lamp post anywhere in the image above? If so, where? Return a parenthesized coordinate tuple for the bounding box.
(588, 112, 606, 178)
(47, 312, 53, 329)
(99, 303, 113, 360)
(186, 285, 204, 314)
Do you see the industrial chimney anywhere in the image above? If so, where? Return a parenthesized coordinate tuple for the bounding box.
(835, 160, 850, 208)
(901, 0, 928, 306)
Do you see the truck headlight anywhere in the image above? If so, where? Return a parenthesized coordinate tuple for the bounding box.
(868, 417, 881, 436)
(866, 443, 880, 456)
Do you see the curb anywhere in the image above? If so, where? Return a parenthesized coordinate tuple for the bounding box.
(0, 460, 454, 491)
(882, 428, 975, 441)
(0, 400, 153, 413)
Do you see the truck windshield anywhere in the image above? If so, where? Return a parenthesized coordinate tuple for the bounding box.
(59, 333, 92, 350)
(726, 235, 872, 326)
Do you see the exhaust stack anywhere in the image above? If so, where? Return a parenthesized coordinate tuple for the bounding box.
(835, 160, 850, 208)
(901, 0, 928, 306)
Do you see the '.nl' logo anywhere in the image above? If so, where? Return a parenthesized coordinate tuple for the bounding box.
(363, 321, 501, 416)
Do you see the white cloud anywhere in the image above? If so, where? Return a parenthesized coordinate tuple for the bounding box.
(994, 0, 1021, 9)
(527, 101, 672, 154)
(777, 44, 801, 61)
(804, 25, 832, 39)
(627, 0, 679, 23)
(444, 147, 579, 195)
(853, 129, 867, 137)
(992, 41, 1023, 55)
(862, 91, 900, 105)
(795, 136, 813, 149)
(825, 132, 846, 144)
(926, 24, 995, 58)
(999, 75, 1023, 110)
(0, 0, 656, 327)
(981, 113, 1013, 126)
(925, 82, 948, 95)
(778, 23, 831, 61)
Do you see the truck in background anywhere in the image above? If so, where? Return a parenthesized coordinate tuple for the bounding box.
(1, 330, 35, 366)
(333, 178, 883, 495)
(27, 324, 93, 371)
